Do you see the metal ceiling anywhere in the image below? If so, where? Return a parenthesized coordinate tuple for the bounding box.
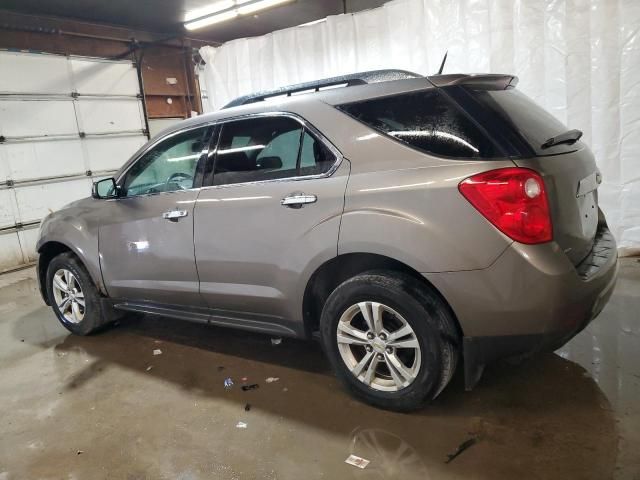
(0, 0, 389, 44)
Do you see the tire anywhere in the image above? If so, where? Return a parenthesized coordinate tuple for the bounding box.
(45, 252, 110, 335)
(320, 271, 459, 411)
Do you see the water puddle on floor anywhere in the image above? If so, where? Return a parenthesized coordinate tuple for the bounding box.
(0, 259, 638, 479)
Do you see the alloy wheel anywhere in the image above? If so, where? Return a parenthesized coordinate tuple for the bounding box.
(52, 268, 85, 324)
(336, 301, 421, 392)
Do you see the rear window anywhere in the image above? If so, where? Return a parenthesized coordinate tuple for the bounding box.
(337, 89, 500, 159)
(469, 89, 580, 155)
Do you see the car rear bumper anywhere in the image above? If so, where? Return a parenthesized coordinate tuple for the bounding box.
(425, 223, 618, 389)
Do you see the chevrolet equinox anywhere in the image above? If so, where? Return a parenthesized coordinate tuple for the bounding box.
(37, 70, 618, 411)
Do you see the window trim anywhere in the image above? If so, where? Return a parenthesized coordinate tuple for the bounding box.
(115, 123, 215, 199)
(201, 112, 344, 190)
(115, 112, 344, 196)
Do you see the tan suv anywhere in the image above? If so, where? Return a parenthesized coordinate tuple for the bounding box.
(37, 70, 618, 410)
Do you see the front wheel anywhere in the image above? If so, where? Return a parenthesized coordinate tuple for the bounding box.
(320, 271, 459, 411)
(46, 252, 110, 335)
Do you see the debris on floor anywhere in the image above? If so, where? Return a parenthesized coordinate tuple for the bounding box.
(76, 450, 84, 455)
(241, 377, 248, 382)
(146, 366, 153, 372)
(445, 437, 478, 464)
(345, 454, 370, 469)
(271, 337, 282, 346)
(236, 421, 248, 429)
(241, 383, 259, 391)
(265, 377, 280, 383)
(152, 349, 162, 356)
(224, 377, 234, 389)
(244, 403, 251, 411)
(217, 365, 225, 372)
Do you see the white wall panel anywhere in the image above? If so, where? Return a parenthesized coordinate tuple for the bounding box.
(13, 179, 91, 223)
(1, 139, 84, 181)
(0, 99, 77, 138)
(84, 135, 146, 173)
(70, 59, 139, 96)
(0, 190, 18, 229)
(76, 98, 144, 134)
(18, 228, 40, 262)
(0, 234, 24, 271)
(0, 52, 71, 95)
(200, 0, 640, 253)
(149, 118, 182, 138)
(0, 145, 9, 182)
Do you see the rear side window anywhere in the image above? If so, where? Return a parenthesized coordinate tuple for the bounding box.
(338, 90, 500, 158)
(213, 116, 336, 186)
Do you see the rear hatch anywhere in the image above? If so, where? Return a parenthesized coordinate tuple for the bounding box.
(451, 85, 600, 265)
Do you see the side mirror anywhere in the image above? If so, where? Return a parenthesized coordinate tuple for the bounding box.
(92, 177, 120, 199)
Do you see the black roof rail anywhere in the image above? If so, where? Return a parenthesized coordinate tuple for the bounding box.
(222, 69, 423, 109)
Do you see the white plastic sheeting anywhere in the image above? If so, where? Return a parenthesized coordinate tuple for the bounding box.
(200, 0, 640, 254)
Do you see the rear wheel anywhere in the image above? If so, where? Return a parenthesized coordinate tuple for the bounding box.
(320, 271, 459, 411)
(46, 252, 111, 335)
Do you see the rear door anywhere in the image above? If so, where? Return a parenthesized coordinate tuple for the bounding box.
(194, 114, 349, 335)
(99, 125, 212, 305)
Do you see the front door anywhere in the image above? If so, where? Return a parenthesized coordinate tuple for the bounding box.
(194, 115, 349, 334)
(99, 125, 212, 306)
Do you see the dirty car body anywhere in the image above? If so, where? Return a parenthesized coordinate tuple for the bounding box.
(37, 70, 618, 410)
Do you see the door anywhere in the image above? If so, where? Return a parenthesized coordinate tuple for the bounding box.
(194, 115, 349, 334)
(99, 125, 212, 306)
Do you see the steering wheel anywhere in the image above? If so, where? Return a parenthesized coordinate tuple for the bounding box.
(166, 172, 193, 189)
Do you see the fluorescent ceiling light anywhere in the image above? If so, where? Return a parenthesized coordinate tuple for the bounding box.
(184, 0, 234, 22)
(237, 0, 293, 15)
(185, 9, 238, 30)
(184, 0, 294, 30)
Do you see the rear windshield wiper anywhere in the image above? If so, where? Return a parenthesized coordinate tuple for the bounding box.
(541, 129, 583, 149)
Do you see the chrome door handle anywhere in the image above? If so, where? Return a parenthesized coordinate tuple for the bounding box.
(162, 209, 188, 221)
(281, 193, 317, 208)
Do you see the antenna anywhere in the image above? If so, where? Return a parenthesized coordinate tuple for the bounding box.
(437, 51, 448, 75)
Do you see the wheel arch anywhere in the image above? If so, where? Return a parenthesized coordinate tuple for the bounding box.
(37, 240, 105, 304)
(302, 252, 462, 339)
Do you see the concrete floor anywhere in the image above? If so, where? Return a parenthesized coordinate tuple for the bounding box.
(0, 259, 639, 479)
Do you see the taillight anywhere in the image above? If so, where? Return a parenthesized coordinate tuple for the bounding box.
(458, 168, 552, 244)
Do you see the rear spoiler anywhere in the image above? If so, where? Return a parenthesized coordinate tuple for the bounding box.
(427, 74, 518, 90)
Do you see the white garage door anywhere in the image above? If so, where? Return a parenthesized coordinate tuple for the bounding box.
(0, 51, 148, 272)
